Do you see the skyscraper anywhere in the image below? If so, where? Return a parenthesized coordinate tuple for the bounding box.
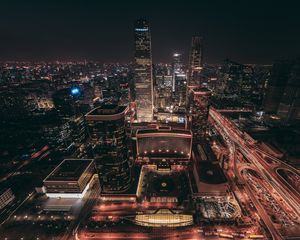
(189, 87, 211, 142)
(277, 59, 300, 123)
(134, 19, 153, 122)
(172, 53, 182, 92)
(85, 104, 131, 193)
(171, 53, 187, 108)
(188, 36, 203, 87)
(263, 60, 294, 113)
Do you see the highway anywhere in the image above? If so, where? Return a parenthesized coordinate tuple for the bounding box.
(209, 107, 300, 240)
(0, 145, 49, 183)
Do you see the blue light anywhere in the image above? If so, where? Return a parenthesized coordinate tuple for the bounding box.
(71, 87, 80, 95)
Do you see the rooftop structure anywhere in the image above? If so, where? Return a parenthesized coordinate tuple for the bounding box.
(135, 208, 193, 227)
(136, 164, 190, 204)
(43, 159, 95, 198)
(136, 127, 192, 160)
(193, 160, 228, 196)
(44, 159, 93, 182)
(85, 104, 129, 121)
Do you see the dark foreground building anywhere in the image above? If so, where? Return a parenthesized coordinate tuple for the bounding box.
(85, 105, 131, 193)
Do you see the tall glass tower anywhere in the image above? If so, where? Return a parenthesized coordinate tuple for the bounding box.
(188, 36, 203, 87)
(134, 19, 153, 122)
(172, 53, 182, 92)
(85, 105, 131, 193)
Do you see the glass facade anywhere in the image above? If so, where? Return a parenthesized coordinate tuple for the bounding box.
(189, 87, 211, 141)
(134, 19, 153, 122)
(188, 36, 203, 87)
(86, 105, 131, 193)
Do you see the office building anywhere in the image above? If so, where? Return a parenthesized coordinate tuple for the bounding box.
(171, 53, 187, 108)
(188, 36, 203, 87)
(134, 19, 153, 122)
(172, 53, 182, 92)
(263, 59, 300, 123)
(277, 62, 300, 123)
(85, 104, 131, 192)
(189, 87, 211, 141)
(43, 159, 96, 199)
(174, 73, 187, 108)
(263, 60, 293, 113)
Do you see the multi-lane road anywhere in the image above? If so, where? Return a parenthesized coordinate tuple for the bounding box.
(209, 107, 300, 240)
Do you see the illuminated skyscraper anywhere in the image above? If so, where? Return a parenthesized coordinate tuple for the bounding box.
(188, 36, 203, 87)
(172, 53, 182, 92)
(134, 19, 153, 122)
(85, 105, 131, 192)
(172, 53, 187, 108)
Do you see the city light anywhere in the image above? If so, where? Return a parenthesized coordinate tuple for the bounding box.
(135, 28, 148, 31)
(0, 4, 299, 240)
(71, 87, 80, 95)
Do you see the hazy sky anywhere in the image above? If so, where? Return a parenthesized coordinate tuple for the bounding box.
(0, 0, 300, 64)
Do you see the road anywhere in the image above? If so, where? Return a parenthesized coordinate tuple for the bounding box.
(209, 107, 300, 240)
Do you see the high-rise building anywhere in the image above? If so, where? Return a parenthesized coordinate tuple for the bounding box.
(52, 87, 81, 117)
(172, 53, 182, 92)
(174, 73, 187, 108)
(134, 19, 153, 122)
(218, 59, 254, 97)
(85, 104, 131, 192)
(263, 60, 294, 114)
(171, 53, 187, 108)
(188, 36, 203, 87)
(277, 60, 300, 123)
(188, 87, 211, 141)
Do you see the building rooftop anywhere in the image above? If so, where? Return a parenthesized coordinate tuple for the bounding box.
(191, 87, 212, 94)
(85, 104, 128, 121)
(197, 161, 227, 184)
(44, 159, 94, 182)
(137, 127, 192, 136)
(86, 104, 127, 116)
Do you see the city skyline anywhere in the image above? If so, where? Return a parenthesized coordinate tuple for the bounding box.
(0, 2, 300, 240)
(0, 0, 300, 63)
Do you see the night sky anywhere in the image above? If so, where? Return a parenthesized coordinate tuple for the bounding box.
(0, 0, 300, 64)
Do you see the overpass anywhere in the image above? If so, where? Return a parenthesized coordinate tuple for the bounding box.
(209, 107, 300, 240)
